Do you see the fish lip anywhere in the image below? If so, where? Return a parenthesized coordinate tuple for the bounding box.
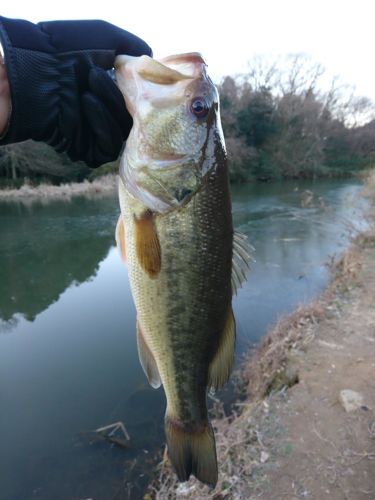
(160, 52, 206, 66)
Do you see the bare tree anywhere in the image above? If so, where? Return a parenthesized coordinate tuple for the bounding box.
(243, 55, 280, 91)
(344, 95, 375, 127)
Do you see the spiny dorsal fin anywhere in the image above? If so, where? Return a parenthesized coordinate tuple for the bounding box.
(208, 307, 235, 392)
(232, 230, 254, 295)
(134, 210, 161, 278)
(115, 214, 127, 262)
(136, 320, 161, 389)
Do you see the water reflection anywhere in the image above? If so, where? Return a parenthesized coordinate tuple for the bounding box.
(0, 197, 118, 325)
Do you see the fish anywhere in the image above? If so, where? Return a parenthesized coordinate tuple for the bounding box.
(114, 52, 251, 486)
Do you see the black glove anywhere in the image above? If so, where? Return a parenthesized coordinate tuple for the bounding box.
(0, 17, 152, 166)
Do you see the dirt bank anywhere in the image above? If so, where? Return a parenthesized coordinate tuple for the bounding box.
(258, 244, 375, 499)
(148, 180, 375, 499)
(0, 174, 117, 202)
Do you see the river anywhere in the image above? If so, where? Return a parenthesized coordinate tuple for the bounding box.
(0, 179, 367, 499)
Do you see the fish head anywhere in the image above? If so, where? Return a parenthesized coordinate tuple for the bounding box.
(115, 53, 225, 213)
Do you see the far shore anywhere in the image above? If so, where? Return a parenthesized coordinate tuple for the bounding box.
(0, 174, 118, 202)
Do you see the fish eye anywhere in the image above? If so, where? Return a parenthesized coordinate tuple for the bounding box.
(190, 98, 210, 118)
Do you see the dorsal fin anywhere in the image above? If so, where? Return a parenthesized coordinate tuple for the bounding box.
(231, 231, 254, 295)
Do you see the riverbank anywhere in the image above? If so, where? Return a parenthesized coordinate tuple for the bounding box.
(147, 175, 375, 499)
(0, 174, 117, 201)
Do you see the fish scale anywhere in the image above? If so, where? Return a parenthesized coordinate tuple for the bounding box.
(120, 159, 232, 422)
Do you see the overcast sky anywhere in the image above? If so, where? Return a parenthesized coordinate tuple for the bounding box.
(2, 0, 375, 99)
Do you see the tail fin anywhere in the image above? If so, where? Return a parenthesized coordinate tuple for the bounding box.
(165, 416, 218, 487)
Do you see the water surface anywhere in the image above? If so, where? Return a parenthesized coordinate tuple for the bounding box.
(0, 180, 367, 499)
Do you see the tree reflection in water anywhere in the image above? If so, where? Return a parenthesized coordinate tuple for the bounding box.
(0, 196, 118, 326)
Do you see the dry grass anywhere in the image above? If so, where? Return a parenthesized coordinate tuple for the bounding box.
(147, 395, 283, 500)
(0, 174, 118, 202)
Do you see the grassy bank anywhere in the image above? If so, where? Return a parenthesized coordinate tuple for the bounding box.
(147, 171, 375, 499)
(0, 174, 117, 202)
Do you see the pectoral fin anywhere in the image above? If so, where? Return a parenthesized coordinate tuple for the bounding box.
(208, 308, 236, 392)
(136, 321, 161, 389)
(134, 210, 161, 278)
(115, 214, 127, 262)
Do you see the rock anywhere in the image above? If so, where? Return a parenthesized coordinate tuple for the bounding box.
(339, 389, 364, 412)
(260, 451, 270, 463)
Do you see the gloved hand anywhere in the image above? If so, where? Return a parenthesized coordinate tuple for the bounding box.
(0, 17, 152, 167)
(0, 55, 10, 137)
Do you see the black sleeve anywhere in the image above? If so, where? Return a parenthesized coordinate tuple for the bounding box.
(0, 17, 152, 167)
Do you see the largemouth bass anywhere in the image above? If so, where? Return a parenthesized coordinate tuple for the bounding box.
(114, 53, 250, 486)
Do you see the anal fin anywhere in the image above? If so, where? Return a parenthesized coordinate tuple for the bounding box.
(208, 307, 235, 392)
(137, 321, 161, 389)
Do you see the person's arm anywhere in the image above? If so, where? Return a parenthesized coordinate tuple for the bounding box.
(0, 17, 152, 167)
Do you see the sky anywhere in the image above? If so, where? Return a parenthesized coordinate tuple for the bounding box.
(2, 0, 375, 99)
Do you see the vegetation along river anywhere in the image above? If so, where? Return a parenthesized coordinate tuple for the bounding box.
(0, 179, 368, 500)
